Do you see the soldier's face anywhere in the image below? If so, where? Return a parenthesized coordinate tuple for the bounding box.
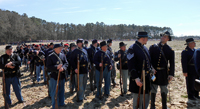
(188, 42, 196, 48)
(161, 35, 169, 43)
(143, 37, 148, 44)
(93, 43, 97, 48)
(120, 46, 126, 51)
(77, 43, 83, 48)
(6, 49, 13, 55)
(109, 43, 112, 46)
(55, 47, 63, 54)
(101, 46, 107, 52)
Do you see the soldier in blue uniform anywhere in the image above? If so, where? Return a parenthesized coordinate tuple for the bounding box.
(182, 38, 199, 102)
(0, 45, 25, 106)
(87, 39, 98, 91)
(128, 32, 155, 109)
(107, 39, 116, 87)
(47, 44, 68, 108)
(94, 41, 112, 98)
(70, 39, 89, 102)
(114, 42, 129, 94)
(149, 31, 175, 109)
(66, 43, 77, 93)
(31, 45, 46, 83)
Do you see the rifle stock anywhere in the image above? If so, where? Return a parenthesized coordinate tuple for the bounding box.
(55, 71, 61, 109)
(2, 57, 9, 109)
(119, 52, 123, 96)
(136, 60, 145, 109)
(99, 53, 103, 99)
(76, 54, 80, 101)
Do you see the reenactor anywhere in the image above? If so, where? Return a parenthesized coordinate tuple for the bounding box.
(114, 42, 129, 94)
(87, 39, 98, 91)
(149, 31, 175, 109)
(94, 41, 112, 98)
(127, 32, 155, 109)
(107, 39, 116, 87)
(47, 44, 68, 108)
(70, 39, 89, 102)
(31, 45, 46, 83)
(182, 38, 200, 102)
(0, 45, 25, 106)
(66, 43, 77, 93)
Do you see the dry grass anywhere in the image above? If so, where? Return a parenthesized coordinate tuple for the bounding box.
(0, 40, 200, 109)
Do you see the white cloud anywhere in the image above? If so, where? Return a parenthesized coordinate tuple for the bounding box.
(113, 8, 122, 10)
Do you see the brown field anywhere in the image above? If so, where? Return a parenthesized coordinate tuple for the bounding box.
(0, 40, 200, 109)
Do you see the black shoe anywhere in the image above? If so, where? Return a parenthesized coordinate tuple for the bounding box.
(76, 100, 83, 102)
(151, 93, 156, 109)
(18, 100, 26, 103)
(104, 94, 110, 98)
(195, 96, 200, 100)
(60, 104, 67, 107)
(161, 93, 168, 109)
(189, 97, 196, 101)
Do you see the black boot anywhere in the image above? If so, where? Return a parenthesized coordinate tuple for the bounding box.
(161, 93, 168, 109)
(151, 93, 156, 109)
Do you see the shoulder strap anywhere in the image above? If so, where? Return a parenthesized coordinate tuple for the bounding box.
(52, 52, 63, 65)
(155, 44, 168, 64)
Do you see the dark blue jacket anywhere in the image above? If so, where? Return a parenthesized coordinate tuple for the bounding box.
(94, 50, 112, 72)
(114, 50, 128, 70)
(149, 42, 175, 85)
(194, 48, 200, 76)
(182, 46, 196, 76)
(87, 44, 96, 65)
(70, 48, 89, 74)
(127, 41, 151, 94)
(47, 51, 68, 80)
(31, 50, 45, 66)
(0, 53, 21, 78)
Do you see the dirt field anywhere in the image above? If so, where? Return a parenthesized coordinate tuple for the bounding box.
(0, 40, 200, 109)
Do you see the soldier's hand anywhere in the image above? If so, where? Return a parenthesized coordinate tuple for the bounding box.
(75, 69, 78, 73)
(118, 54, 121, 58)
(99, 63, 103, 67)
(183, 73, 188, 77)
(5, 62, 13, 67)
(59, 67, 64, 72)
(9, 66, 15, 69)
(110, 65, 112, 70)
(42, 58, 45, 61)
(135, 78, 143, 87)
(168, 75, 173, 82)
(57, 64, 62, 69)
(36, 51, 39, 55)
(27, 61, 30, 64)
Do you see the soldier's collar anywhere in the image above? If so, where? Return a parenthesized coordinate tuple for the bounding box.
(136, 40, 144, 47)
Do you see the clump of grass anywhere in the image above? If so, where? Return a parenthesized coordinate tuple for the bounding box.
(181, 95, 188, 98)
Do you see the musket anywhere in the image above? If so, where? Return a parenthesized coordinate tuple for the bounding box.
(136, 60, 145, 109)
(76, 54, 80, 101)
(2, 57, 9, 109)
(143, 60, 146, 109)
(119, 52, 123, 96)
(99, 53, 103, 99)
(55, 70, 61, 109)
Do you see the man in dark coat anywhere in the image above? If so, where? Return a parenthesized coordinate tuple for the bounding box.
(87, 39, 98, 91)
(128, 32, 154, 109)
(47, 44, 68, 108)
(149, 31, 175, 109)
(70, 39, 89, 102)
(184, 38, 200, 102)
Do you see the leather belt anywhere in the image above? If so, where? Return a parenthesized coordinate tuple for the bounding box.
(80, 64, 86, 67)
(124, 61, 127, 63)
(6, 71, 16, 74)
(157, 67, 165, 70)
(189, 64, 195, 66)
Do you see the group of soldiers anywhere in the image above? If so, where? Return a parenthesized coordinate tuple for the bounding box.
(0, 31, 200, 109)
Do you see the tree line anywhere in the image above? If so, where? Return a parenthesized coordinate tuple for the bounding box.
(0, 9, 174, 44)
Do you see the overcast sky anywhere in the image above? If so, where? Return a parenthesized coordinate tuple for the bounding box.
(0, 0, 200, 36)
